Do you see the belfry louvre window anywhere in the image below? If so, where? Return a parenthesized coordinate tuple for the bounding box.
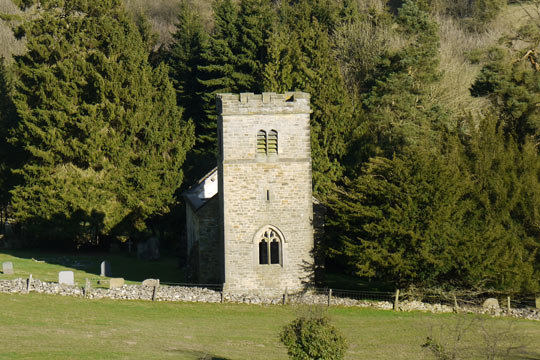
(256, 129, 278, 156)
(258, 228, 282, 265)
(257, 130, 267, 154)
(268, 130, 278, 154)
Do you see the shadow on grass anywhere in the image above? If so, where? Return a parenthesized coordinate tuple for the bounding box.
(0, 248, 185, 283)
(421, 314, 540, 360)
(165, 349, 230, 360)
(512, 351, 540, 360)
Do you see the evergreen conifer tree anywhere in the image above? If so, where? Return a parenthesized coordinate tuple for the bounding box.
(169, 0, 208, 124)
(471, 21, 540, 144)
(0, 58, 21, 229)
(359, 0, 446, 162)
(234, 0, 274, 93)
(190, 0, 240, 175)
(328, 143, 475, 288)
(329, 114, 540, 292)
(462, 115, 540, 292)
(263, 0, 356, 197)
(8, 0, 194, 244)
(168, 0, 211, 183)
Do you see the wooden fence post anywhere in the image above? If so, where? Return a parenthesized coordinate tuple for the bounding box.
(283, 288, 288, 305)
(152, 283, 159, 301)
(328, 289, 332, 307)
(507, 296, 511, 315)
(453, 294, 459, 313)
(393, 289, 400, 311)
(26, 274, 32, 294)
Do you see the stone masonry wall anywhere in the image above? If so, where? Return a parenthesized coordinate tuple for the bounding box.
(217, 92, 314, 292)
(196, 196, 221, 284)
(1, 279, 540, 321)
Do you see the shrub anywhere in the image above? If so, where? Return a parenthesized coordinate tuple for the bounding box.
(280, 312, 347, 360)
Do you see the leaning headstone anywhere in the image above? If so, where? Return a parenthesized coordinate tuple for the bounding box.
(58, 271, 74, 286)
(2, 262, 13, 275)
(100, 261, 111, 277)
(109, 277, 124, 289)
(482, 298, 500, 310)
(142, 279, 159, 287)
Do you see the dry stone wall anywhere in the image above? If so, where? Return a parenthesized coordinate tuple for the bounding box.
(1, 278, 539, 321)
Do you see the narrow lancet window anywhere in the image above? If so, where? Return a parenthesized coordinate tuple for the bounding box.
(259, 239, 268, 264)
(270, 239, 280, 264)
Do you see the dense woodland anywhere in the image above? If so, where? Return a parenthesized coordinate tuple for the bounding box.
(1, 0, 540, 293)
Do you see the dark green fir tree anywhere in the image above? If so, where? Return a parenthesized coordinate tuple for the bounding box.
(471, 20, 540, 144)
(359, 0, 446, 163)
(168, 0, 211, 183)
(234, 0, 275, 93)
(8, 0, 194, 245)
(462, 114, 540, 292)
(0, 58, 21, 230)
(328, 142, 475, 288)
(263, 0, 356, 197)
(191, 0, 240, 175)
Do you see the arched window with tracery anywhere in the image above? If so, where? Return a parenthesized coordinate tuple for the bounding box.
(257, 227, 282, 265)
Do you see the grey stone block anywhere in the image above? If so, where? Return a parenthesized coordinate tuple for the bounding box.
(109, 278, 124, 289)
(59, 271, 74, 286)
(2, 262, 13, 275)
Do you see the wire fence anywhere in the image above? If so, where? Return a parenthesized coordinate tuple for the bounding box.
(324, 288, 396, 302)
(3, 274, 539, 311)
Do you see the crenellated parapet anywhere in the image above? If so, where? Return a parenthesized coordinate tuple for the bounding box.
(216, 92, 311, 115)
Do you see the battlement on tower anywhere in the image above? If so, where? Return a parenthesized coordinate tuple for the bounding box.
(217, 92, 311, 115)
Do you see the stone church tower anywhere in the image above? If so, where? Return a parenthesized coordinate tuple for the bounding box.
(217, 92, 314, 293)
(183, 92, 314, 293)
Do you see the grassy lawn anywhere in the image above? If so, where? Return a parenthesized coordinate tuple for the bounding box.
(0, 250, 184, 285)
(0, 293, 540, 359)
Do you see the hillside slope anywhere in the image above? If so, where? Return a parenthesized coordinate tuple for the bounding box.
(0, 0, 534, 113)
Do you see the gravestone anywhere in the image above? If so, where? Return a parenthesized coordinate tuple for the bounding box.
(2, 262, 13, 275)
(109, 278, 124, 289)
(58, 271, 74, 286)
(482, 298, 500, 310)
(142, 279, 159, 287)
(100, 261, 111, 277)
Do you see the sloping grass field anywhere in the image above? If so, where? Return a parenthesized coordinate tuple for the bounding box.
(1, 293, 540, 359)
(0, 250, 184, 285)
